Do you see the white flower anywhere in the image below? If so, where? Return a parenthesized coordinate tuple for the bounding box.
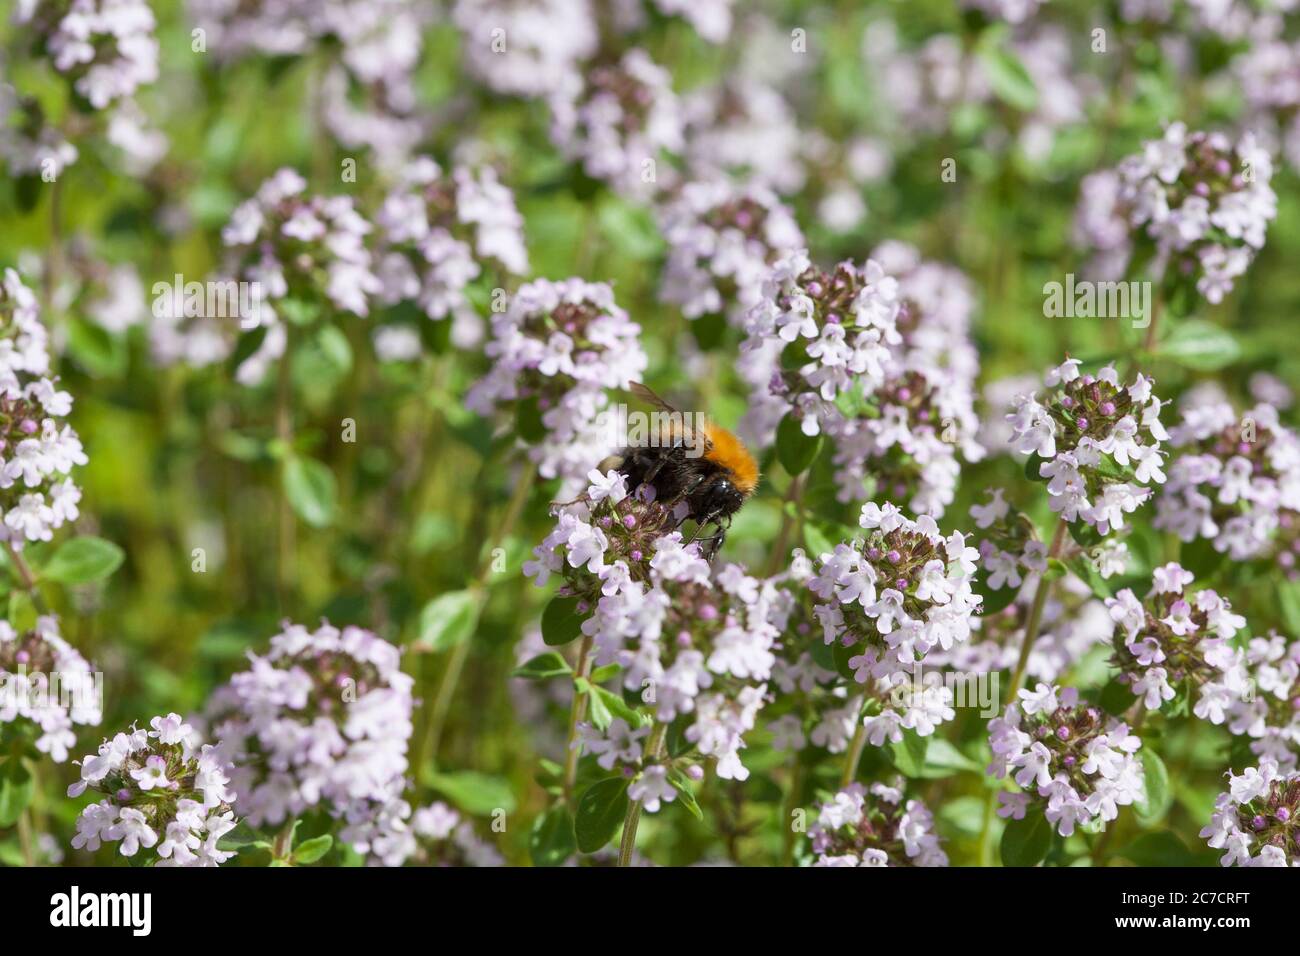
(1017, 683, 1059, 716)
(106, 808, 158, 858)
(628, 765, 677, 813)
(149, 713, 194, 747)
(130, 755, 171, 791)
(576, 718, 648, 771)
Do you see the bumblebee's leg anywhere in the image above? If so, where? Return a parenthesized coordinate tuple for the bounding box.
(643, 455, 668, 485)
(705, 514, 734, 559)
(698, 525, 726, 559)
(677, 474, 708, 507)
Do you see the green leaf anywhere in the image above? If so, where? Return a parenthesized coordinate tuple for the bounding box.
(596, 197, 664, 261)
(0, 840, 27, 866)
(226, 326, 269, 376)
(290, 834, 334, 865)
(590, 664, 621, 684)
(831, 639, 860, 681)
(416, 590, 480, 652)
(41, 536, 125, 585)
(833, 380, 876, 419)
(216, 820, 274, 851)
(541, 595, 585, 646)
(776, 413, 822, 476)
(973, 576, 1017, 616)
(889, 730, 930, 778)
(574, 777, 629, 853)
(0, 759, 34, 828)
(689, 312, 728, 350)
(581, 678, 612, 730)
(807, 632, 836, 672)
(1023, 453, 1048, 483)
(424, 770, 517, 815)
(66, 316, 127, 377)
(666, 768, 703, 821)
(1158, 320, 1241, 371)
(14, 174, 41, 214)
(939, 796, 990, 837)
(1000, 810, 1051, 867)
(515, 398, 548, 444)
(977, 30, 1039, 111)
(802, 521, 835, 558)
(282, 456, 337, 528)
(1136, 749, 1172, 823)
(7, 591, 37, 633)
(529, 804, 576, 866)
(510, 652, 571, 680)
(1068, 519, 1103, 550)
(919, 739, 983, 776)
(1181, 537, 1227, 580)
(1115, 830, 1199, 867)
(277, 297, 320, 326)
(1281, 581, 1300, 636)
(315, 326, 353, 375)
(592, 684, 644, 728)
(1066, 555, 1117, 600)
(1099, 676, 1135, 717)
(575, 679, 644, 731)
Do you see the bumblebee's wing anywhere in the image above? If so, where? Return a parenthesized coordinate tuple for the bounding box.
(627, 383, 692, 449)
(628, 382, 680, 415)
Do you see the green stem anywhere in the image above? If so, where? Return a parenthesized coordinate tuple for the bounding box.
(618, 722, 667, 867)
(1006, 519, 1069, 702)
(764, 475, 806, 577)
(417, 459, 537, 774)
(42, 178, 63, 322)
(275, 332, 296, 611)
(978, 517, 1069, 865)
(562, 635, 595, 810)
(5, 542, 48, 614)
(17, 806, 36, 867)
(1141, 289, 1164, 355)
(272, 817, 298, 862)
(780, 759, 804, 866)
(840, 719, 867, 790)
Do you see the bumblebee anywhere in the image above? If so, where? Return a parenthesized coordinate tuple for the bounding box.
(599, 383, 759, 556)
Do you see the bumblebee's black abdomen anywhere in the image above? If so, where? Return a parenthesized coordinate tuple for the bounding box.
(616, 445, 714, 502)
(615, 446, 743, 526)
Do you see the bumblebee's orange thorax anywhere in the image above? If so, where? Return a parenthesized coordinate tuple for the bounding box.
(702, 423, 759, 496)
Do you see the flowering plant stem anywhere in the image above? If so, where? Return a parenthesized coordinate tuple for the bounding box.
(1005, 519, 1070, 700)
(618, 722, 667, 867)
(841, 720, 868, 789)
(5, 541, 47, 864)
(562, 635, 595, 809)
(272, 816, 298, 862)
(763, 475, 805, 577)
(977, 516, 1070, 864)
(419, 459, 538, 773)
(780, 760, 804, 865)
(41, 178, 63, 318)
(5, 541, 48, 614)
(17, 803, 36, 866)
(275, 335, 296, 610)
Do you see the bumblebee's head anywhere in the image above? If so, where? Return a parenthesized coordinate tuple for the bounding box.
(699, 476, 745, 522)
